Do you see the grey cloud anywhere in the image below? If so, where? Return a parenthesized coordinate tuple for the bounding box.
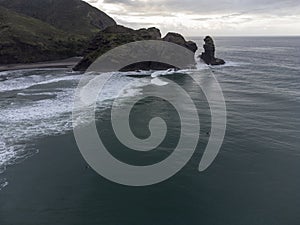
(85, 0, 99, 3)
(167, 0, 300, 14)
(86, 0, 300, 35)
(103, 0, 146, 7)
(192, 13, 246, 21)
(126, 12, 176, 17)
(114, 18, 155, 27)
(96, 0, 300, 16)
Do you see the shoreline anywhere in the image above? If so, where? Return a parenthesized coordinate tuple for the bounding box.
(0, 57, 82, 72)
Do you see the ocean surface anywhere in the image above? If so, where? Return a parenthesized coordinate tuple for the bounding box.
(0, 37, 300, 225)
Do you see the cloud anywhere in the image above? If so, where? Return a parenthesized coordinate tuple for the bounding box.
(84, 0, 300, 35)
(94, 0, 300, 15)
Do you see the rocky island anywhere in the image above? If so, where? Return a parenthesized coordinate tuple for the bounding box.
(199, 36, 225, 66)
(73, 25, 198, 72)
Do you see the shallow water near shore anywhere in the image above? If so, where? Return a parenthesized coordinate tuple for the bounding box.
(0, 37, 300, 225)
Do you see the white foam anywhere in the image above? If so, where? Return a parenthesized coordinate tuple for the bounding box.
(148, 64, 215, 78)
(0, 178, 8, 190)
(0, 70, 83, 179)
(196, 60, 250, 70)
(0, 76, 42, 92)
(0, 70, 152, 179)
(0, 139, 34, 176)
(17, 92, 56, 97)
(0, 70, 80, 92)
(0, 141, 15, 169)
(151, 69, 178, 77)
(0, 71, 9, 77)
(122, 70, 152, 76)
(36, 75, 81, 86)
(151, 78, 169, 86)
(196, 62, 211, 70)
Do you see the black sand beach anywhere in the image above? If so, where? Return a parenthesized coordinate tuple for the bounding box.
(0, 57, 82, 72)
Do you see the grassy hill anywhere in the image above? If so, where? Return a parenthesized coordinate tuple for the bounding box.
(0, 0, 117, 64)
(0, 6, 85, 64)
(0, 0, 116, 37)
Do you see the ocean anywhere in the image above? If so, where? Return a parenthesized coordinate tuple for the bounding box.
(0, 37, 299, 224)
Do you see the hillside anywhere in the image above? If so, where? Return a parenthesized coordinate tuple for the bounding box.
(0, 0, 116, 37)
(0, 6, 85, 64)
(0, 0, 117, 64)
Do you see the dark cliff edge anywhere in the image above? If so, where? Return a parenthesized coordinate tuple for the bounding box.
(73, 25, 198, 72)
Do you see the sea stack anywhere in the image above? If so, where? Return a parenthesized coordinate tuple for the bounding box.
(200, 36, 225, 66)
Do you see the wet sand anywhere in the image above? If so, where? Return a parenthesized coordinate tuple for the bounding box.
(0, 57, 82, 72)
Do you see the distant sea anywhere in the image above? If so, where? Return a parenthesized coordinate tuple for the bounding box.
(0, 37, 300, 225)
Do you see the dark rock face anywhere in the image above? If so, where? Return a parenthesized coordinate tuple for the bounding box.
(73, 26, 198, 72)
(200, 36, 225, 66)
(120, 62, 178, 72)
(163, 33, 198, 53)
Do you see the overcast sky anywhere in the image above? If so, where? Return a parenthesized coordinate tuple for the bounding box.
(84, 0, 300, 36)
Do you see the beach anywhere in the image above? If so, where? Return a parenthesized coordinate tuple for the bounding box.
(0, 57, 82, 72)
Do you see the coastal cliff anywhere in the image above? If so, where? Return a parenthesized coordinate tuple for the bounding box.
(73, 25, 198, 72)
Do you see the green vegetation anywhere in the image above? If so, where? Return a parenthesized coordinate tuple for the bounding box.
(0, 0, 116, 37)
(0, 0, 116, 64)
(0, 6, 86, 64)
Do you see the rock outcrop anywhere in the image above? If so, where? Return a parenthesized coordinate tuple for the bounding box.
(163, 33, 198, 53)
(73, 25, 198, 72)
(199, 36, 225, 66)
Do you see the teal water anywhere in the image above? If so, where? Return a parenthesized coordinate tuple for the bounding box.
(0, 37, 300, 224)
